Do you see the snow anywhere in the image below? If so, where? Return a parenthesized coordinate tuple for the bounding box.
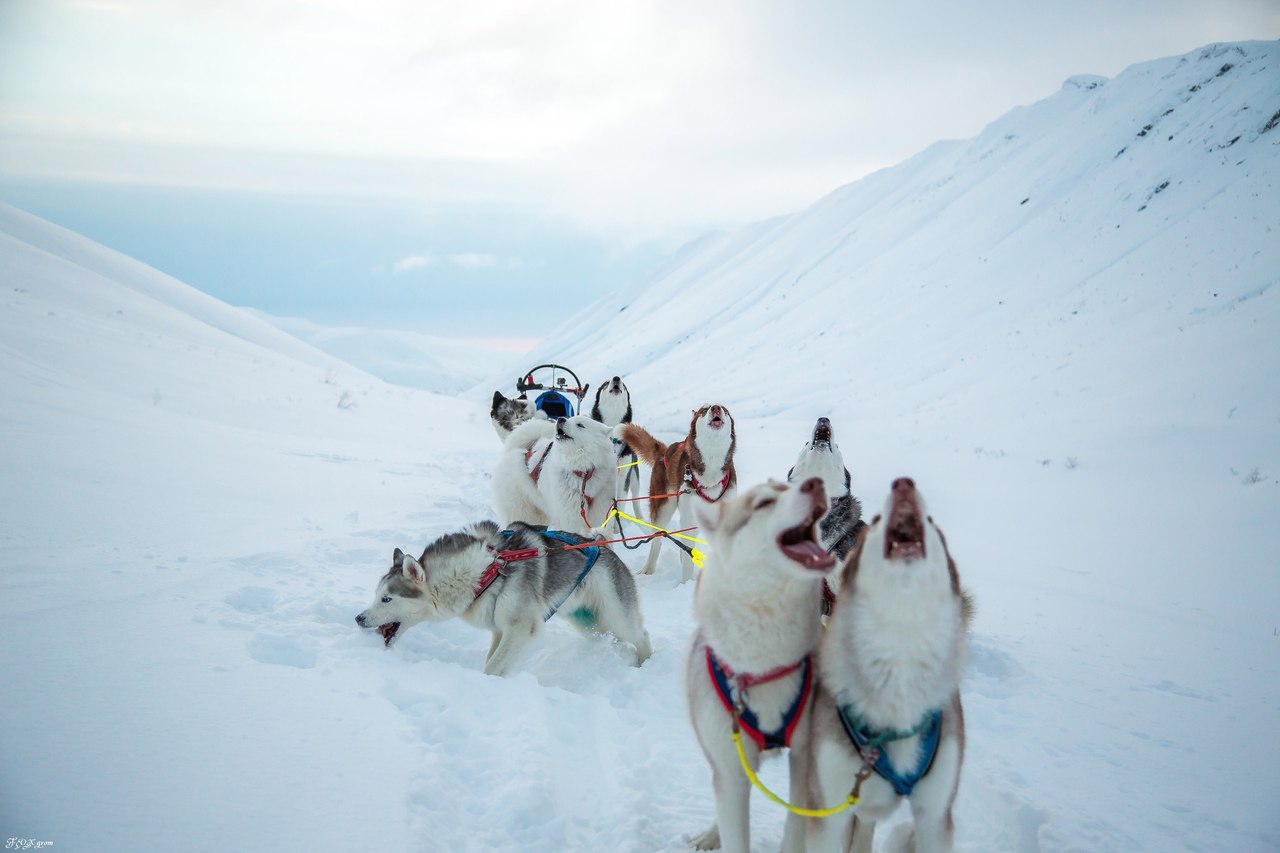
(3, 39, 1279, 853)
(252, 311, 523, 394)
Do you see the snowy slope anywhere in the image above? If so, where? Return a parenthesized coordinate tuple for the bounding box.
(255, 311, 524, 394)
(2, 40, 1279, 853)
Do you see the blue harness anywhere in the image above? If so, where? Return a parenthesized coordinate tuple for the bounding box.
(495, 528, 600, 622)
(836, 705, 942, 797)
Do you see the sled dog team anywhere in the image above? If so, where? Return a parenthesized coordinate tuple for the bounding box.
(357, 378, 970, 852)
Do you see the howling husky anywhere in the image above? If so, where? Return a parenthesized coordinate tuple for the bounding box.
(685, 478, 834, 852)
(591, 376, 642, 503)
(355, 521, 652, 676)
(787, 417, 865, 562)
(492, 415, 617, 535)
(802, 477, 969, 853)
(618, 404, 737, 581)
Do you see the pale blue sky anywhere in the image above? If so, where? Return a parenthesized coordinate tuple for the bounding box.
(2, 0, 1277, 335)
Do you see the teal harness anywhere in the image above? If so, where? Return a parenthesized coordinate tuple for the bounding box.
(837, 705, 942, 797)
(532, 529, 599, 622)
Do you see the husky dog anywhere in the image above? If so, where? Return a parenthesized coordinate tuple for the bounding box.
(803, 478, 968, 853)
(591, 376, 642, 503)
(619, 404, 737, 581)
(490, 390, 535, 441)
(685, 478, 835, 853)
(787, 417, 865, 562)
(355, 521, 652, 676)
(492, 415, 618, 534)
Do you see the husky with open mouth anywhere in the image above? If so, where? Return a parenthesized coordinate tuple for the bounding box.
(802, 478, 968, 853)
(492, 414, 618, 535)
(618, 404, 737, 581)
(591, 376, 642, 503)
(787, 417, 865, 562)
(355, 521, 652, 676)
(684, 478, 834, 853)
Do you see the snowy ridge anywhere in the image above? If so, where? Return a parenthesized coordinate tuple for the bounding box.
(528, 41, 1279, 458)
(2, 41, 1279, 853)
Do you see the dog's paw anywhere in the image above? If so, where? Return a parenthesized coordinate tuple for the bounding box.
(687, 823, 720, 850)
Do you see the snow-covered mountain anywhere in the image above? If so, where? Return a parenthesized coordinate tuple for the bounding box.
(526, 41, 1278, 470)
(2, 41, 1278, 853)
(255, 311, 524, 393)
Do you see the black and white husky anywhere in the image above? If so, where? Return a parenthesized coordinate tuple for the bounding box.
(355, 521, 652, 676)
(591, 376, 642, 503)
(490, 390, 535, 441)
(802, 478, 968, 853)
(492, 415, 617, 534)
(787, 417, 865, 562)
(685, 478, 835, 853)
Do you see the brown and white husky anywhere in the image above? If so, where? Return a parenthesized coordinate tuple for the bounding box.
(803, 477, 969, 853)
(617, 404, 737, 581)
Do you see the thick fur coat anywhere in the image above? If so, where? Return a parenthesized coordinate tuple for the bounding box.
(492, 416, 618, 534)
(355, 521, 651, 676)
(801, 478, 968, 853)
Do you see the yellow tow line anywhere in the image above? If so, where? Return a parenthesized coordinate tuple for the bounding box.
(600, 507, 708, 568)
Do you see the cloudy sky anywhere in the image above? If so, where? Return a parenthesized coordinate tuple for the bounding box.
(2, 0, 1277, 335)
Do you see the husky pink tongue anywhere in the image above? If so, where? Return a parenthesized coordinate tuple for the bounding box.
(781, 539, 836, 570)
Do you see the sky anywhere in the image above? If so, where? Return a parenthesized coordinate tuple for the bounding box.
(2, 0, 1278, 336)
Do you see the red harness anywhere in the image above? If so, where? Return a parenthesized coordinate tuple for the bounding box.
(575, 467, 596, 528)
(473, 546, 540, 598)
(524, 444, 553, 484)
(687, 468, 733, 503)
(706, 648, 813, 751)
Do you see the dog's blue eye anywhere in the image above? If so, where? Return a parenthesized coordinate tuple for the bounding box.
(381, 596, 392, 603)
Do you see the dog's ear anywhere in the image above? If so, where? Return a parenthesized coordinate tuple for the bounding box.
(401, 554, 427, 584)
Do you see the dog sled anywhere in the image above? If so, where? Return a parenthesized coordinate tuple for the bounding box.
(515, 363, 588, 420)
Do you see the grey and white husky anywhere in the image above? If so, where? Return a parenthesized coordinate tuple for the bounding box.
(355, 521, 652, 677)
(802, 478, 968, 853)
(787, 417, 865, 562)
(591, 376, 642, 503)
(685, 478, 835, 853)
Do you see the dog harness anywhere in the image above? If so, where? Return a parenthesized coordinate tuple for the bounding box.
(707, 647, 813, 751)
(524, 444, 554, 485)
(836, 704, 943, 797)
(475, 529, 601, 623)
(574, 467, 596, 528)
(687, 467, 733, 503)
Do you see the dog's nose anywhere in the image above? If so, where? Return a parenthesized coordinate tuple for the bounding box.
(557, 417, 567, 426)
(355, 613, 366, 627)
(892, 477, 916, 494)
(817, 417, 831, 428)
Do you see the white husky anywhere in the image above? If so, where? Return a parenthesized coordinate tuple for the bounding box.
(685, 478, 834, 853)
(492, 415, 618, 535)
(803, 477, 968, 853)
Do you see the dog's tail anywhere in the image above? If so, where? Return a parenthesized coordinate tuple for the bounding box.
(617, 424, 667, 465)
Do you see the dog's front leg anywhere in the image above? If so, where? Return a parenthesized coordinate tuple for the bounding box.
(484, 631, 502, 666)
(710, 765, 751, 853)
(482, 624, 536, 676)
